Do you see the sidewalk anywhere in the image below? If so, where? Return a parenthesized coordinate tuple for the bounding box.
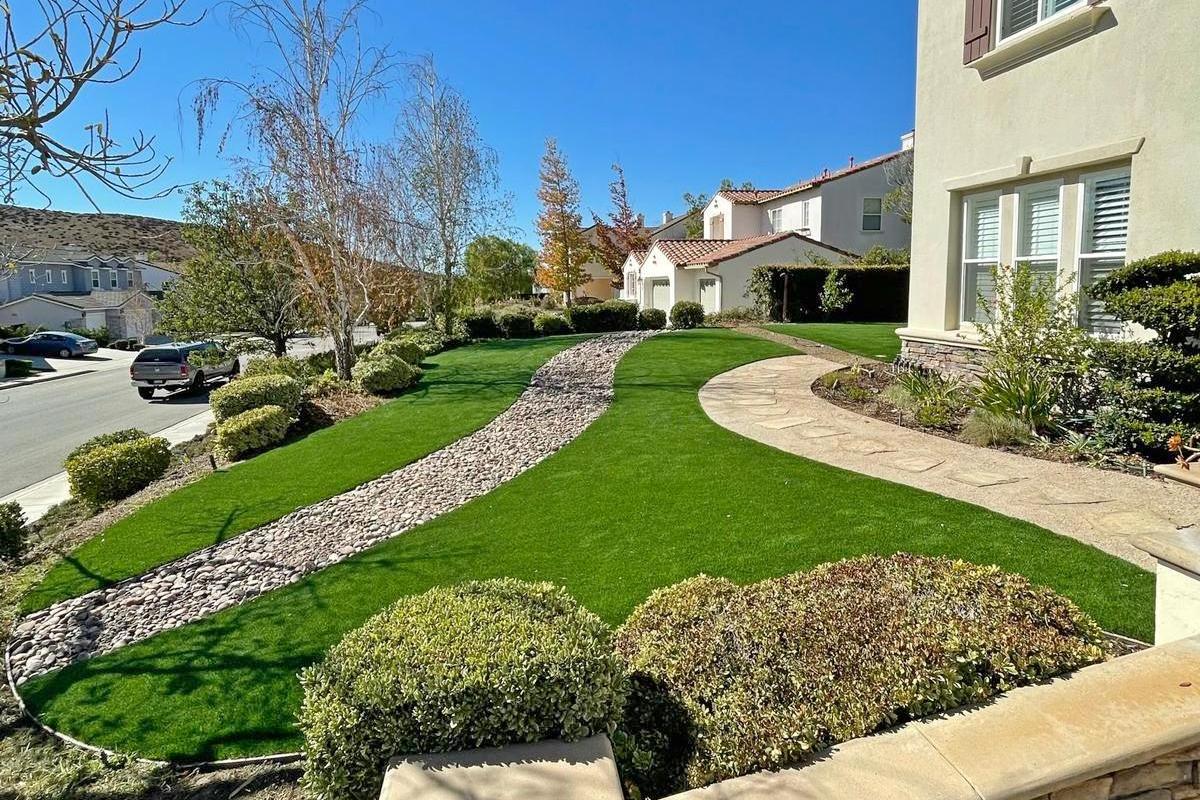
(1, 410, 215, 523)
(0, 349, 135, 391)
(699, 355, 1198, 570)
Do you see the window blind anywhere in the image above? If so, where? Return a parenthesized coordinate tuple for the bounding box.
(1019, 187, 1060, 257)
(968, 199, 1000, 260)
(1003, 0, 1038, 37)
(1085, 175, 1130, 253)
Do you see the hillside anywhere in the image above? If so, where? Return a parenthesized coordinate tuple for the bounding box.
(0, 204, 193, 265)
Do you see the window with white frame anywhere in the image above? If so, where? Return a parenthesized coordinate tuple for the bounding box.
(961, 191, 1001, 323)
(800, 200, 811, 230)
(44, 269, 52, 282)
(91, 269, 100, 288)
(999, 0, 1083, 41)
(60, 269, 68, 284)
(1014, 181, 1062, 288)
(28, 268, 35, 283)
(1077, 168, 1131, 334)
(768, 208, 784, 234)
(110, 270, 118, 288)
(861, 198, 882, 231)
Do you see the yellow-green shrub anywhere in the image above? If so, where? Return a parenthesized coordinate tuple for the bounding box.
(210, 374, 302, 422)
(214, 405, 291, 461)
(66, 436, 171, 508)
(351, 353, 420, 395)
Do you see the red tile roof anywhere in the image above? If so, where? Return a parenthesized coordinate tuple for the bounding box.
(651, 232, 859, 267)
(627, 248, 648, 266)
(718, 150, 907, 205)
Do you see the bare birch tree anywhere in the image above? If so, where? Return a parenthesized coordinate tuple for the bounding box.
(194, 0, 396, 379)
(383, 56, 504, 335)
(1, 0, 194, 208)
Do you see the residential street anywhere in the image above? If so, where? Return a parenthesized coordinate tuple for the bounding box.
(0, 356, 216, 497)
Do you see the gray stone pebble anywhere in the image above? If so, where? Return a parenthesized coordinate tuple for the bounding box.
(8, 332, 653, 685)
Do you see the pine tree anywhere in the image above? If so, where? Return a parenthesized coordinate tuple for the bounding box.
(592, 163, 649, 289)
(535, 138, 590, 305)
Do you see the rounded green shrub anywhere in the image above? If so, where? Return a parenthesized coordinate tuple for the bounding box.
(65, 428, 147, 464)
(352, 353, 421, 395)
(210, 374, 302, 423)
(614, 554, 1107, 796)
(214, 405, 292, 461)
(669, 301, 705, 329)
(368, 338, 424, 366)
(0, 501, 26, 562)
(566, 300, 639, 333)
(496, 307, 537, 339)
(389, 329, 452, 356)
(298, 579, 627, 800)
(533, 313, 572, 336)
(461, 308, 501, 339)
(243, 355, 312, 384)
(638, 308, 667, 331)
(66, 436, 171, 508)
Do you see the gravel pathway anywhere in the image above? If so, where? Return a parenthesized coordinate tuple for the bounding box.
(9, 332, 652, 685)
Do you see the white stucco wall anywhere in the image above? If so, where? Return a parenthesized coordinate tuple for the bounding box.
(712, 239, 857, 310)
(816, 164, 911, 257)
(0, 298, 85, 331)
(907, 0, 1200, 338)
(703, 195, 761, 239)
(760, 191, 822, 240)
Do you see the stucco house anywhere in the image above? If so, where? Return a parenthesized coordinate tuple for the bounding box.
(701, 135, 914, 257)
(899, 0, 1199, 372)
(0, 289, 157, 340)
(623, 232, 856, 314)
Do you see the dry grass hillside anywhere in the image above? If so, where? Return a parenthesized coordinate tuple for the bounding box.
(0, 204, 192, 265)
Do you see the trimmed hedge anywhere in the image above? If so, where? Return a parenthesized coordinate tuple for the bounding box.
(0, 501, 26, 562)
(614, 554, 1106, 795)
(66, 436, 171, 508)
(496, 307, 537, 339)
(462, 308, 501, 340)
(638, 308, 667, 331)
(210, 374, 302, 423)
(387, 328, 456, 357)
(215, 405, 292, 461)
(566, 299, 638, 333)
(66, 428, 147, 463)
(243, 356, 312, 384)
(534, 313, 572, 336)
(298, 579, 626, 800)
(669, 301, 704, 329)
(369, 338, 424, 366)
(352, 353, 421, 395)
(752, 264, 910, 322)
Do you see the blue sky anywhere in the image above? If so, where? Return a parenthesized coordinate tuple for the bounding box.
(27, 0, 917, 245)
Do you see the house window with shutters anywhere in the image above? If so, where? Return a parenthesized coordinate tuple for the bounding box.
(1014, 180, 1062, 289)
(1077, 167, 1131, 334)
(961, 191, 1002, 323)
(999, 0, 1083, 42)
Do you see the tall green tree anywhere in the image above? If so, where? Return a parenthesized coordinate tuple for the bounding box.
(535, 138, 589, 305)
(158, 181, 306, 356)
(465, 235, 536, 302)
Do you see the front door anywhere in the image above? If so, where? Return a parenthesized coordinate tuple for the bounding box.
(699, 278, 718, 314)
(651, 280, 670, 310)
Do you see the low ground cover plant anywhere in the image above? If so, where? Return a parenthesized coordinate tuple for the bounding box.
(704, 306, 762, 326)
(66, 435, 171, 508)
(614, 553, 1107, 796)
(893, 368, 971, 429)
(299, 579, 625, 800)
(669, 301, 704, 329)
(210, 374, 302, 422)
(214, 405, 292, 461)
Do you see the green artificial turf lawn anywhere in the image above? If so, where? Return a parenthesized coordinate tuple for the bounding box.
(20, 329, 1153, 761)
(24, 336, 587, 612)
(764, 322, 902, 360)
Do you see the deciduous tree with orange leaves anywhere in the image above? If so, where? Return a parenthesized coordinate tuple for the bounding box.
(592, 163, 648, 290)
(534, 138, 589, 305)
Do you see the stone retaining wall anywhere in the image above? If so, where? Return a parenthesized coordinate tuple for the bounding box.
(1038, 746, 1200, 800)
(899, 337, 987, 379)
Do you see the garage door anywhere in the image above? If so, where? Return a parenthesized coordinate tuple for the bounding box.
(651, 280, 670, 310)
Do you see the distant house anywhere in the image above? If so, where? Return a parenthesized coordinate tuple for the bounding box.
(0, 289, 156, 340)
(701, 135, 914, 257)
(624, 232, 856, 314)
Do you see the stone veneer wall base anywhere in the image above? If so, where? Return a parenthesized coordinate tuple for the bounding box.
(899, 336, 988, 379)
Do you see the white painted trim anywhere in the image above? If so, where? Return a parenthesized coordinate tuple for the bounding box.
(973, 1, 1110, 76)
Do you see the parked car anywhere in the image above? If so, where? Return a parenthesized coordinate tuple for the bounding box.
(2, 331, 98, 358)
(130, 341, 240, 400)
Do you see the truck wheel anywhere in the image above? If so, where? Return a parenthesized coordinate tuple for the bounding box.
(191, 371, 206, 393)
(137, 387, 155, 400)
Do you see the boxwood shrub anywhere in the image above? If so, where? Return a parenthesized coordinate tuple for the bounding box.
(210, 374, 302, 423)
(669, 301, 704, 329)
(298, 579, 626, 800)
(534, 313, 572, 336)
(352, 353, 421, 395)
(242, 355, 313, 384)
(496, 307, 537, 339)
(566, 299, 638, 333)
(462, 308, 501, 339)
(65, 428, 147, 463)
(613, 554, 1107, 796)
(368, 338, 424, 366)
(389, 329, 454, 356)
(214, 405, 292, 461)
(66, 436, 171, 508)
(638, 308, 667, 331)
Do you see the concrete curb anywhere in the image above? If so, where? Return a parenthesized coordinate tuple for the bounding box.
(0, 369, 95, 391)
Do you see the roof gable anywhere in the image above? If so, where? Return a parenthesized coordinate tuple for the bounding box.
(650, 232, 860, 268)
(718, 149, 907, 206)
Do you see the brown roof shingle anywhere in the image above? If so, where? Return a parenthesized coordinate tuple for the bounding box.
(651, 232, 859, 267)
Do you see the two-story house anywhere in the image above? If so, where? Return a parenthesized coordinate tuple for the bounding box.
(899, 0, 1199, 372)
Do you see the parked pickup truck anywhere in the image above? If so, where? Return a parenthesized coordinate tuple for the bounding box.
(130, 342, 239, 400)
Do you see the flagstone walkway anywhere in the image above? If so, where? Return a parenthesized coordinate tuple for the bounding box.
(700, 355, 1198, 571)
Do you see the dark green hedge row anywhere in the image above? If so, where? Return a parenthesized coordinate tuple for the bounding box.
(752, 264, 909, 322)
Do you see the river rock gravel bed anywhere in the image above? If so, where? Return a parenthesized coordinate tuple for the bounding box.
(8, 332, 652, 685)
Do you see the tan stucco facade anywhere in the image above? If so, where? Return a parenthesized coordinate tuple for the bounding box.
(904, 0, 1200, 349)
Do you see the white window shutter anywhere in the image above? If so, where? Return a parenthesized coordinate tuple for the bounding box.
(1020, 187, 1060, 257)
(969, 199, 1000, 260)
(1085, 175, 1131, 253)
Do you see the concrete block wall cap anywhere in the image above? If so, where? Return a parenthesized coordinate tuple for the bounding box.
(379, 734, 625, 800)
(1135, 529, 1200, 577)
